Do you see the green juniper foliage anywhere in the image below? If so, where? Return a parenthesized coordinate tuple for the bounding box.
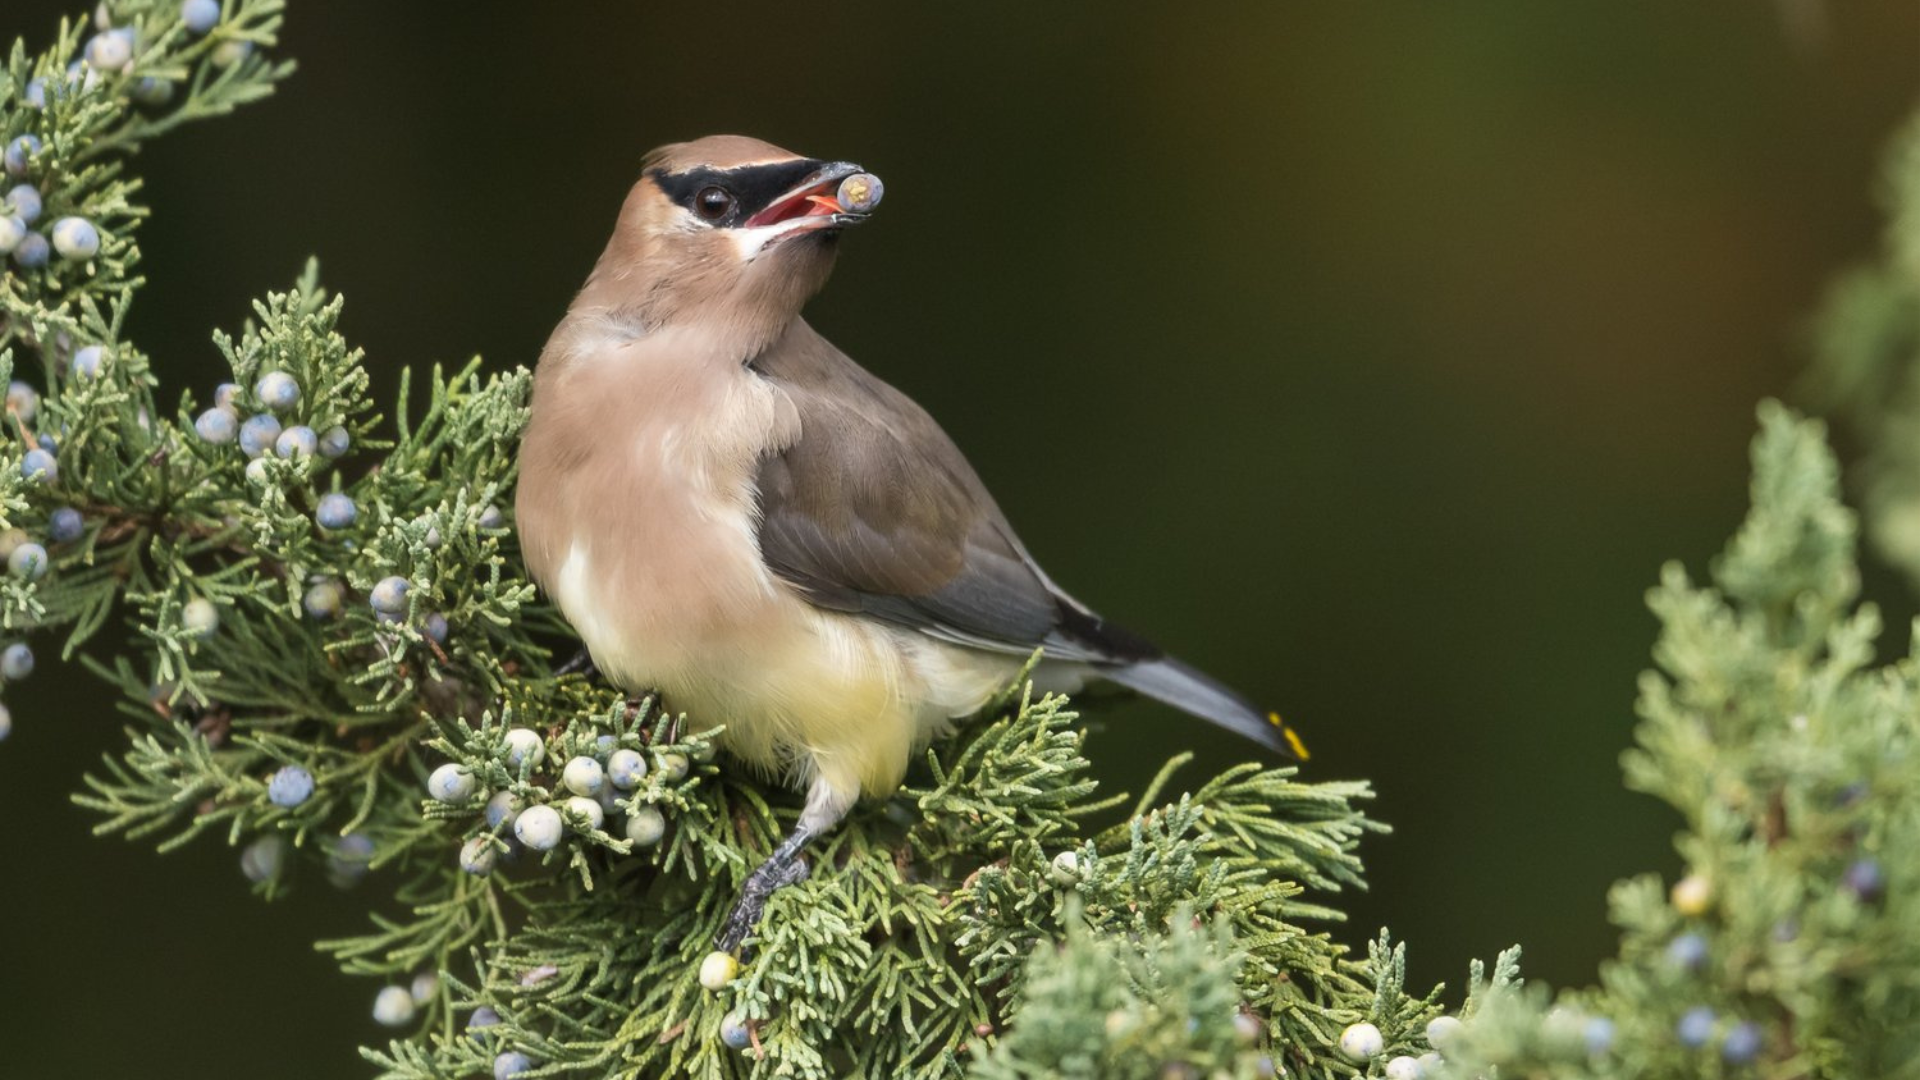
(7, 3, 1920, 1079)
(1430, 405, 1920, 1079)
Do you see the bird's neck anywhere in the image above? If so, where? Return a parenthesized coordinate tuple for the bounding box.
(571, 243, 833, 364)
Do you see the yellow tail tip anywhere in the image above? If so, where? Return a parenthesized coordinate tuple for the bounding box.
(1269, 713, 1311, 760)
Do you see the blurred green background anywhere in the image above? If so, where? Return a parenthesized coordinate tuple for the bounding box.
(4, 2, 1918, 1075)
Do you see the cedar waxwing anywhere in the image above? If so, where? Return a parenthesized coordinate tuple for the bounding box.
(516, 135, 1305, 952)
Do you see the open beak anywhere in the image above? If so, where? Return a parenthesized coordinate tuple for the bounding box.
(744, 161, 878, 232)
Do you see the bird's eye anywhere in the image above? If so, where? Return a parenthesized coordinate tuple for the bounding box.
(694, 186, 736, 222)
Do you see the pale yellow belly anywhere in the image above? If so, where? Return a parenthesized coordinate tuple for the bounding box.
(552, 538, 1022, 801)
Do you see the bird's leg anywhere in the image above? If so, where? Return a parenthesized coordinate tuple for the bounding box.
(716, 824, 815, 953)
(553, 647, 600, 680)
(715, 776, 853, 954)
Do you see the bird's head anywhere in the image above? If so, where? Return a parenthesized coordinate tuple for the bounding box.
(581, 135, 881, 353)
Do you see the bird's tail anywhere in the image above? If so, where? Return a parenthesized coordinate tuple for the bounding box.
(1102, 656, 1308, 759)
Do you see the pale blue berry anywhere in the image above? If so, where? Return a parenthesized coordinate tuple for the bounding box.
(4, 136, 40, 177)
(1232, 1013, 1262, 1045)
(316, 492, 357, 529)
(240, 834, 286, 882)
(837, 172, 883, 213)
(0, 702, 11, 741)
(267, 764, 314, 807)
(8, 542, 49, 580)
(71, 344, 106, 379)
(51, 217, 100, 260)
(596, 778, 622, 815)
(1666, 932, 1709, 972)
(1583, 1016, 1615, 1057)
(214, 382, 242, 411)
(12, 231, 49, 268)
(1049, 850, 1081, 886)
(607, 748, 648, 789)
(36, 433, 55, 454)
(564, 795, 605, 830)
(459, 835, 498, 876)
(698, 952, 739, 992)
(182, 0, 221, 34)
(513, 805, 564, 851)
(85, 29, 133, 71)
(468, 1007, 501, 1033)
(195, 408, 237, 443)
(20, 449, 55, 484)
(131, 76, 174, 107)
(562, 756, 604, 796)
(255, 370, 300, 411)
(625, 806, 665, 847)
(410, 971, 438, 1004)
(1425, 1015, 1463, 1048)
(4, 185, 40, 224)
(503, 727, 543, 770)
(485, 791, 517, 828)
(335, 832, 374, 859)
(24, 79, 47, 109)
(427, 763, 476, 803)
(1383, 1057, 1420, 1080)
(1337, 1021, 1383, 1061)
(1676, 1005, 1715, 1048)
(327, 832, 375, 887)
(303, 579, 344, 619)
(275, 424, 317, 459)
(237, 413, 281, 457)
(423, 612, 449, 644)
(1, 642, 33, 680)
(318, 425, 350, 458)
(0, 216, 25, 254)
(494, 1052, 533, 1079)
(1845, 858, 1885, 901)
(478, 504, 504, 529)
(5, 381, 38, 423)
(720, 1012, 751, 1050)
(1722, 1020, 1762, 1064)
(48, 507, 83, 544)
(212, 39, 253, 67)
(182, 597, 219, 637)
(372, 985, 416, 1028)
(370, 576, 410, 615)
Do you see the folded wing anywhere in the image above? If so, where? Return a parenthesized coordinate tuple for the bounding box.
(749, 322, 1299, 757)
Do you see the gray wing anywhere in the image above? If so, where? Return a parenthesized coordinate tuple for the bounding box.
(749, 325, 1154, 664)
(750, 323, 1303, 759)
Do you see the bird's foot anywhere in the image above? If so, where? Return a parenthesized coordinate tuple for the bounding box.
(554, 647, 600, 680)
(715, 850, 811, 954)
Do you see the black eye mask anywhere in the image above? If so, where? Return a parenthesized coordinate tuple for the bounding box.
(647, 159, 828, 227)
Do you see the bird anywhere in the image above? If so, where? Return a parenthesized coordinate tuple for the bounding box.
(515, 135, 1306, 954)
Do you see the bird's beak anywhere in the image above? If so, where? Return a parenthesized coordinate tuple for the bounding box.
(744, 161, 878, 233)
